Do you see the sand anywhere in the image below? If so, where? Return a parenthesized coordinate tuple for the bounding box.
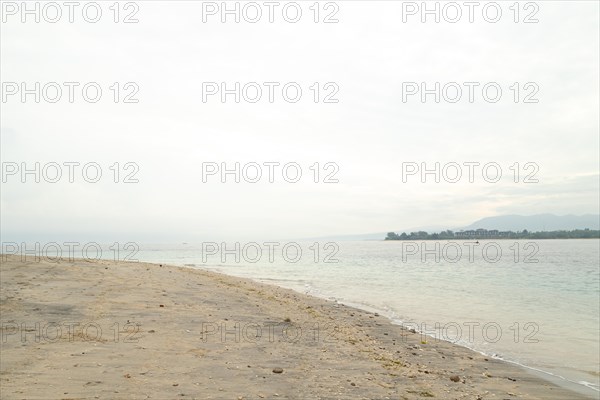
(0, 254, 593, 399)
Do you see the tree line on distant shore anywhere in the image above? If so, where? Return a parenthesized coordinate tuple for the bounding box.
(385, 229, 600, 241)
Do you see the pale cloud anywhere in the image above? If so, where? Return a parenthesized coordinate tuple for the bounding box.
(1, 1, 598, 242)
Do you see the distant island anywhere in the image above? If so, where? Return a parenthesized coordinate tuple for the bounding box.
(385, 228, 600, 240)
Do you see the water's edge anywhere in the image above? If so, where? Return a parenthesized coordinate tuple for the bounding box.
(174, 262, 599, 399)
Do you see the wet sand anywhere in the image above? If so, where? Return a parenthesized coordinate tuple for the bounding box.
(0, 254, 593, 399)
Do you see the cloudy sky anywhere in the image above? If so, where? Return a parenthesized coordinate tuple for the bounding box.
(1, 1, 598, 242)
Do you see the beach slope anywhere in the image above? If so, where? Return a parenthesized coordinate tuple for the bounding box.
(0, 255, 592, 399)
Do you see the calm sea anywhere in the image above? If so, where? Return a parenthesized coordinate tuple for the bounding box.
(132, 239, 599, 397)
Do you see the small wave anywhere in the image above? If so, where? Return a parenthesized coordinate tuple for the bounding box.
(259, 277, 308, 284)
(577, 381, 600, 391)
(386, 318, 600, 395)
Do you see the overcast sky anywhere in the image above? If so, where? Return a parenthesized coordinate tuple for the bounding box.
(1, 1, 599, 242)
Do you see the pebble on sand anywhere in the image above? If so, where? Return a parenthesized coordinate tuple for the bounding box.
(272, 368, 284, 374)
(450, 375, 461, 382)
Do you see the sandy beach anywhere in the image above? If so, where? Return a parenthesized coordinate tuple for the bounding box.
(0, 254, 593, 400)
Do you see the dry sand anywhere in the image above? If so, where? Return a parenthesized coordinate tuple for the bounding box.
(0, 254, 592, 399)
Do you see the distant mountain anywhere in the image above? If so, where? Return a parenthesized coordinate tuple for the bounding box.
(459, 214, 600, 232)
(299, 214, 600, 242)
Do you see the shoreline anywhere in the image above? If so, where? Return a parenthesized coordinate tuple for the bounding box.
(194, 263, 600, 398)
(1, 254, 596, 399)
